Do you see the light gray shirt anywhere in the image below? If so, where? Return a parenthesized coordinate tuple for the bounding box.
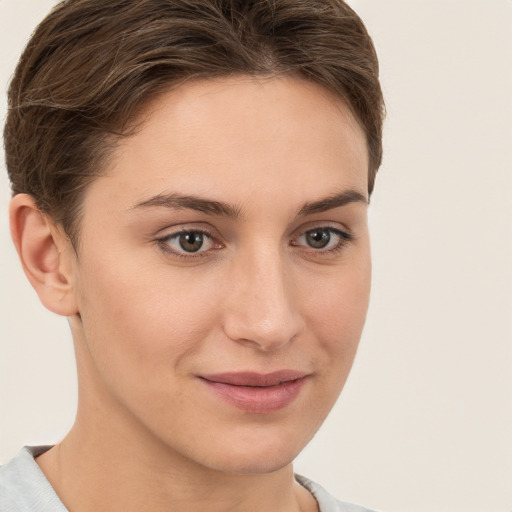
(0, 446, 376, 512)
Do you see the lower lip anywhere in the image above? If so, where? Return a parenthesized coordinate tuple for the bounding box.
(200, 377, 307, 413)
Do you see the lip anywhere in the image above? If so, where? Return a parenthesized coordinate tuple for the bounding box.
(199, 370, 308, 413)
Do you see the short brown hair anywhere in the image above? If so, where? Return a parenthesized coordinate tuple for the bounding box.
(4, 0, 384, 242)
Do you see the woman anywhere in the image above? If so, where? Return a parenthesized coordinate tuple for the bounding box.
(0, 1, 384, 511)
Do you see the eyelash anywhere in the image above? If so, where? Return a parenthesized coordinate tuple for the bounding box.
(155, 226, 354, 260)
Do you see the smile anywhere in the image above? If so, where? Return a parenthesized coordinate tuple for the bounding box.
(199, 371, 309, 413)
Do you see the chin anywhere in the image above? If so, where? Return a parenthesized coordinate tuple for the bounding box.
(187, 425, 313, 475)
(203, 448, 297, 475)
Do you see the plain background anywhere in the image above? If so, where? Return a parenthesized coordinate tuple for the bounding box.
(1, 1, 511, 511)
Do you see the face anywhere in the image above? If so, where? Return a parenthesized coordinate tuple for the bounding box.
(67, 75, 371, 474)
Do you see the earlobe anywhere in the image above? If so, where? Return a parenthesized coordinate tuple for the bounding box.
(9, 193, 79, 317)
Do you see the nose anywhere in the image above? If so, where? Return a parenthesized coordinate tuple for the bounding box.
(222, 248, 303, 352)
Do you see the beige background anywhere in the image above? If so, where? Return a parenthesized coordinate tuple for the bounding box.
(1, 1, 511, 511)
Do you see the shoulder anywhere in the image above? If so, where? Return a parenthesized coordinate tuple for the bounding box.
(295, 474, 380, 512)
(0, 446, 68, 512)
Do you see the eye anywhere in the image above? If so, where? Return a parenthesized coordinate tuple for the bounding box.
(158, 229, 217, 255)
(304, 228, 333, 249)
(293, 227, 352, 252)
(176, 231, 206, 252)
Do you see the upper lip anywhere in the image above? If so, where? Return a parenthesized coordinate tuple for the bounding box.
(200, 370, 308, 387)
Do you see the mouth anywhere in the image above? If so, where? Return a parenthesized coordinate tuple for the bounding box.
(199, 370, 309, 413)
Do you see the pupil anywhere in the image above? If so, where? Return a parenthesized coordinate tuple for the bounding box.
(306, 229, 330, 248)
(179, 232, 203, 252)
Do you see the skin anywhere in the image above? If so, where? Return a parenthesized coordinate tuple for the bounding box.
(10, 75, 371, 512)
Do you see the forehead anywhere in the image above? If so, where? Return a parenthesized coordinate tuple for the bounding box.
(85, 75, 369, 215)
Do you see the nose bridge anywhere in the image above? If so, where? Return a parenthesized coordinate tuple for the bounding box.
(223, 245, 302, 351)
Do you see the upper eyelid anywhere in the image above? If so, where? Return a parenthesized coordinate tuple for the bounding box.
(155, 223, 217, 239)
(165, 228, 213, 238)
(292, 215, 352, 230)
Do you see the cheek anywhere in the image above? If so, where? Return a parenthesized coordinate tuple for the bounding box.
(302, 253, 371, 364)
(74, 252, 223, 384)
(289, 253, 371, 436)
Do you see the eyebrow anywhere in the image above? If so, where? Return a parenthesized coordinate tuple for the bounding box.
(132, 188, 367, 219)
(297, 189, 368, 216)
(132, 193, 243, 219)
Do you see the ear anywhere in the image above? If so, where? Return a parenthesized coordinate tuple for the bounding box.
(9, 194, 79, 317)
